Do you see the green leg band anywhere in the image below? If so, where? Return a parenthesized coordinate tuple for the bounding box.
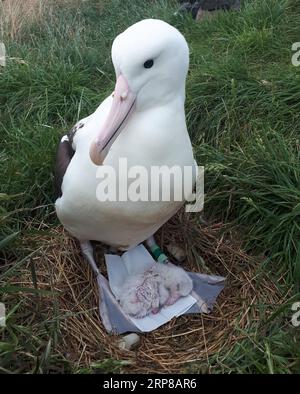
(150, 245, 169, 264)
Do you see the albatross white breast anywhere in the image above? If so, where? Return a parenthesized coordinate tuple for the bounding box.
(55, 19, 196, 250)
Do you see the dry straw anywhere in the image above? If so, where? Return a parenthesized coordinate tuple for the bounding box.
(0, 0, 45, 40)
(0, 0, 85, 39)
(7, 210, 287, 373)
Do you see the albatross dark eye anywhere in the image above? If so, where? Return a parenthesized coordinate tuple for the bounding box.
(144, 59, 154, 69)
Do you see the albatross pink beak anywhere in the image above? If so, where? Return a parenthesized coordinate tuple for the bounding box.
(89, 74, 136, 165)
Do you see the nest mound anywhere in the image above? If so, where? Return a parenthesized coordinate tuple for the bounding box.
(13, 213, 282, 373)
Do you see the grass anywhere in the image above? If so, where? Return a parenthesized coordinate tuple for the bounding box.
(0, 0, 299, 373)
(0, 0, 45, 40)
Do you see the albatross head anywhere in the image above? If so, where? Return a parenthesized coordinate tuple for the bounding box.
(90, 19, 189, 165)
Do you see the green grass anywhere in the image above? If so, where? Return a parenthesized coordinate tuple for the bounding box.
(1, 0, 299, 373)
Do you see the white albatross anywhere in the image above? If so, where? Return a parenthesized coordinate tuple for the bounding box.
(54, 19, 196, 269)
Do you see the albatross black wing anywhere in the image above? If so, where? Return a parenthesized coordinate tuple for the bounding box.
(54, 122, 85, 200)
(54, 136, 74, 200)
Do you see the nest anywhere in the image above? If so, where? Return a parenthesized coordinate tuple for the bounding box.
(8, 211, 285, 373)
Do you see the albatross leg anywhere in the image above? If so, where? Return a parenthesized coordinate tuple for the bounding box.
(145, 235, 169, 264)
(80, 241, 100, 275)
(80, 241, 141, 343)
(145, 235, 187, 264)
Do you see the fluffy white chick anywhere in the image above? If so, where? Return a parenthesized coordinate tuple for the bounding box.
(118, 269, 168, 319)
(152, 263, 193, 306)
(119, 263, 193, 318)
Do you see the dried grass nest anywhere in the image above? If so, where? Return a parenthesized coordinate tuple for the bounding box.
(12, 211, 285, 373)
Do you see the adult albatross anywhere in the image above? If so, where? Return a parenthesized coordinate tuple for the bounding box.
(54, 19, 196, 271)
